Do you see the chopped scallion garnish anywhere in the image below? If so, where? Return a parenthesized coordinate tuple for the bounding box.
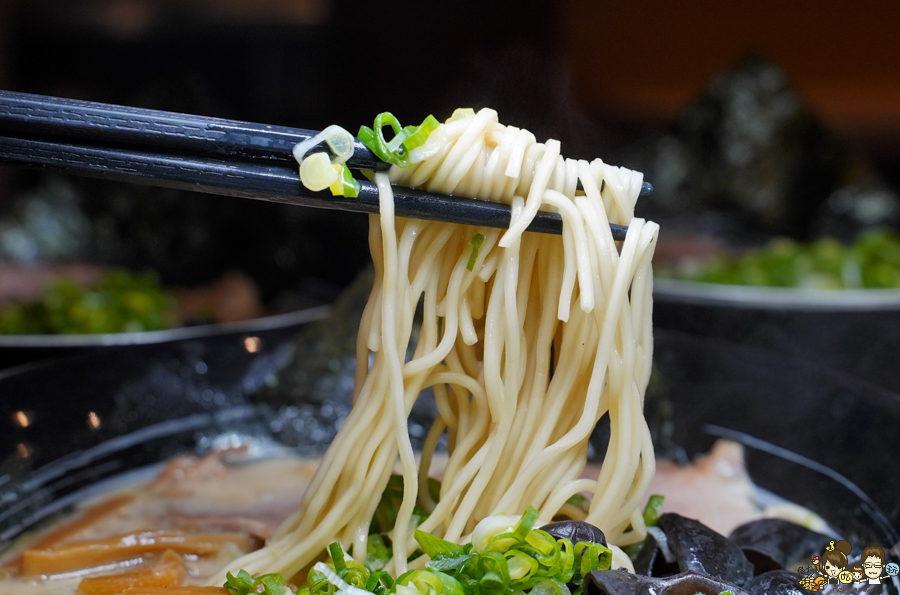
(358, 113, 440, 168)
(366, 534, 391, 571)
(292, 125, 355, 166)
(302, 507, 610, 595)
(416, 530, 466, 559)
(512, 506, 540, 541)
(299, 151, 341, 192)
(329, 541, 348, 573)
(467, 234, 485, 271)
(642, 494, 665, 527)
(402, 115, 440, 153)
(330, 163, 361, 198)
(224, 570, 287, 595)
(446, 108, 475, 123)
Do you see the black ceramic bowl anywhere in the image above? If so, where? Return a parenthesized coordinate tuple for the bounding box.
(0, 305, 329, 371)
(653, 278, 900, 394)
(0, 324, 897, 592)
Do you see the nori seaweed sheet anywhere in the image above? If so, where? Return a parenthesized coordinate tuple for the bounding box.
(628, 54, 900, 241)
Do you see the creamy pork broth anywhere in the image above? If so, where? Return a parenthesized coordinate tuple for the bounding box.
(0, 455, 319, 595)
(0, 441, 813, 595)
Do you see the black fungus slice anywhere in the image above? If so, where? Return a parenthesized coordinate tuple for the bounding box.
(728, 518, 830, 574)
(541, 520, 608, 593)
(584, 569, 751, 595)
(541, 520, 607, 546)
(627, 532, 682, 578)
(657, 513, 754, 586)
(744, 570, 807, 595)
(629, 532, 658, 577)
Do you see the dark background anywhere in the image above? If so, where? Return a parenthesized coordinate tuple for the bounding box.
(0, 0, 898, 300)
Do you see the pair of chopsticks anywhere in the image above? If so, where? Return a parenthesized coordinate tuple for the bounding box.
(0, 90, 650, 239)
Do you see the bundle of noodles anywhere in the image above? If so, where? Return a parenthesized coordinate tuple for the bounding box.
(212, 108, 658, 583)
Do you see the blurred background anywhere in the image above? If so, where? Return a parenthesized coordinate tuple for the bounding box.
(2, 0, 900, 385)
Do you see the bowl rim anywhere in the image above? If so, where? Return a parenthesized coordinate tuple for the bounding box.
(0, 305, 330, 348)
(653, 277, 900, 311)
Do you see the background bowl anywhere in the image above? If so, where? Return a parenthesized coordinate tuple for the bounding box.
(0, 304, 328, 370)
(653, 277, 900, 394)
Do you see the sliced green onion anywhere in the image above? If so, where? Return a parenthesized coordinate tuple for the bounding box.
(365, 571, 395, 594)
(359, 112, 407, 167)
(426, 552, 475, 573)
(310, 562, 360, 595)
(512, 506, 540, 541)
(357, 127, 382, 160)
(305, 507, 618, 595)
(224, 570, 256, 595)
(371, 474, 403, 534)
(359, 113, 440, 168)
(367, 534, 391, 571)
(300, 152, 341, 191)
(505, 549, 540, 581)
(523, 529, 557, 557)
(467, 234, 485, 271)
(574, 541, 611, 581)
(258, 575, 288, 595)
(485, 507, 539, 554)
(554, 539, 575, 584)
(325, 128, 356, 164)
(409, 125, 447, 163)
(342, 561, 372, 590)
(330, 163, 361, 198)
(407, 509, 616, 595)
(485, 532, 519, 555)
(458, 551, 511, 594)
(529, 578, 571, 595)
(307, 565, 330, 594)
(446, 108, 476, 124)
(330, 542, 347, 573)
(370, 475, 431, 537)
(395, 569, 464, 595)
(401, 115, 440, 153)
(432, 570, 466, 595)
(471, 514, 520, 553)
(642, 494, 664, 527)
(224, 570, 287, 595)
(416, 529, 465, 559)
(293, 125, 355, 166)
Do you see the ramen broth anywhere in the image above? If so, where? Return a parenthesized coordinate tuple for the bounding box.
(0, 455, 317, 595)
(0, 440, 815, 595)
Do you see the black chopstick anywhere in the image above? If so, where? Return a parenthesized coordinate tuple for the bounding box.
(0, 90, 643, 239)
(0, 90, 653, 197)
(0, 133, 629, 239)
(0, 90, 389, 171)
